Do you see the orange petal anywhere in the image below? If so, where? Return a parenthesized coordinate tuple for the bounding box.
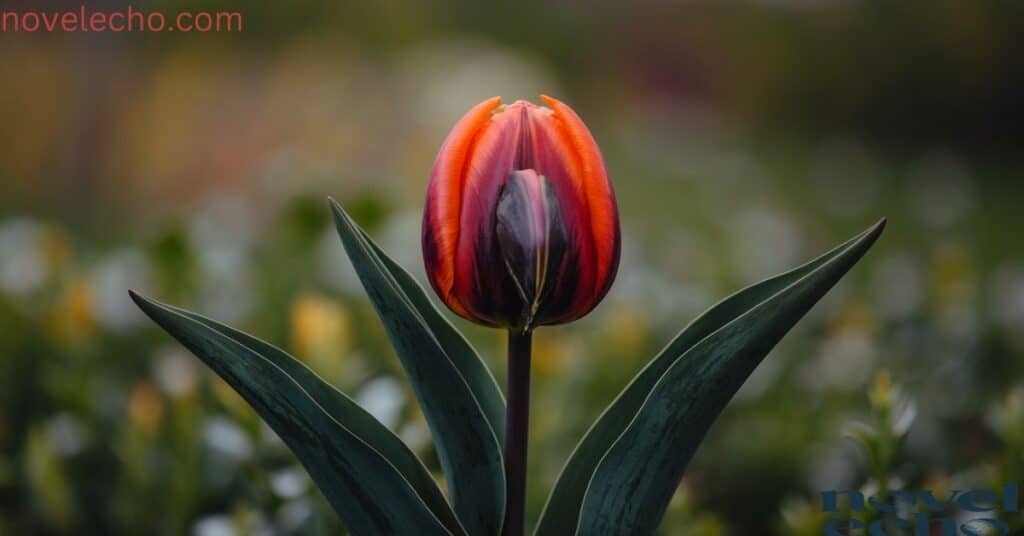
(540, 94, 620, 299)
(423, 97, 502, 314)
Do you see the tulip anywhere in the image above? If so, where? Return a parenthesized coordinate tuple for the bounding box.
(422, 95, 620, 331)
(422, 96, 619, 535)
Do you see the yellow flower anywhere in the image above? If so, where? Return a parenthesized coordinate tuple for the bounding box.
(599, 303, 651, 358)
(48, 278, 95, 345)
(290, 293, 352, 374)
(127, 381, 165, 435)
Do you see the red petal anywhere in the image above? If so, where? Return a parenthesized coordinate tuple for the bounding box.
(540, 95, 620, 309)
(423, 97, 501, 318)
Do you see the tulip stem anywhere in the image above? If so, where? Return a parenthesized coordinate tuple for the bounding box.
(504, 328, 532, 536)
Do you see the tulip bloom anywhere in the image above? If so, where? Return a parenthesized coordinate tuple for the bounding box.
(422, 96, 620, 330)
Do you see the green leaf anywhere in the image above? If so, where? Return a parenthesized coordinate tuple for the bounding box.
(576, 219, 885, 535)
(357, 227, 506, 443)
(330, 198, 505, 536)
(536, 219, 885, 536)
(129, 291, 462, 536)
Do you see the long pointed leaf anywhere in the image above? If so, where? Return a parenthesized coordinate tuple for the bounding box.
(535, 223, 879, 535)
(130, 291, 460, 536)
(575, 219, 885, 534)
(173, 305, 464, 534)
(358, 227, 506, 444)
(330, 199, 505, 536)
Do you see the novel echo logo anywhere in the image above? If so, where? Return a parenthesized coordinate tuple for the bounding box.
(821, 484, 1019, 535)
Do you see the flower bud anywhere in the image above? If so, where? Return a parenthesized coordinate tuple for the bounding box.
(422, 96, 620, 329)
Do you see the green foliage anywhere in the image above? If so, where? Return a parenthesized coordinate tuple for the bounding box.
(842, 370, 917, 493)
(352, 211, 507, 444)
(571, 220, 884, 535)
(537, 220, 885, 535)
(132, 204, 884, 535)
(781, 371, 919, 534)
(130, 292, 459, 535)
(329, 199, 506, 536)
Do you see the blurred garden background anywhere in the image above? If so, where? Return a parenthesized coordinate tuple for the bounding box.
(1, 1, 1023, 534)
